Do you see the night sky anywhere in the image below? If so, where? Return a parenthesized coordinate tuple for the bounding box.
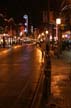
(0, 0, 42, 26)
(0, 0, 63, 26)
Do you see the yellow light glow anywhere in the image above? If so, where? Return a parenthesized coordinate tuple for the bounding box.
(41, 33, 44, 36)
(45, 30, 48, 34)
(35, 48, 42, 63)
(62, 35, 65, 38)
(0, 50, 9, 56)
(13, 45, 21, 49)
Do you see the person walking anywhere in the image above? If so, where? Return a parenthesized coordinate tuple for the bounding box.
(45, 42, 50, 55)
(3, 36, 6, 48)
(40, 40, 46, 59)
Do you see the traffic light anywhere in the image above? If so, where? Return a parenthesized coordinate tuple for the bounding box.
(23, 15, 28, 33)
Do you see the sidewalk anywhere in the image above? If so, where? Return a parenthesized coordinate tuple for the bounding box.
(45, 50, 71, 108)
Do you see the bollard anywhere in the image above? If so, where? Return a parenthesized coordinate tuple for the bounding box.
(43, 53, 51, 102)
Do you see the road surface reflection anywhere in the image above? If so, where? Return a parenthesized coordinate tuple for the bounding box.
(0, 45, 43, 108)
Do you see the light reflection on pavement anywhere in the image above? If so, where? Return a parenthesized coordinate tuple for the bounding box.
(0, 45, 43, 108)
(50, 54, 71, 108)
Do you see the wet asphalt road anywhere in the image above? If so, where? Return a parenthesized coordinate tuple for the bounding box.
(0, 45, 42, 108)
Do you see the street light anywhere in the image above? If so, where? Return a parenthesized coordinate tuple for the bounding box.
(56, 18, 61, 55)
(45, 30, 48, 35)
(23, 14, 28, 34)
(45, 30, 49, 41)
(56, 18, 61, 39)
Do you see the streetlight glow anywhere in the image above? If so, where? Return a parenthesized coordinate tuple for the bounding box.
(41, 32, 45, 36)
(56, 18, 61, 25)
(45, 30, 48, 34)
(56, 18, 61, 39)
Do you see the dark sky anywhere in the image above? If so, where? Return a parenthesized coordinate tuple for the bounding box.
(0, 0, 63, 26)
(0, 0, 45, 26)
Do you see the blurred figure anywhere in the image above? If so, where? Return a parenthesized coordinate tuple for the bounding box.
(40, 40, 46, 58)
(45, 42, 50, 55)
(3, 36, 6, 48)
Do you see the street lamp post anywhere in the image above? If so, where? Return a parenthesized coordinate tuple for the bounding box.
(45, 30, 48, 40)
(56, 18, 61, 55)
(56, 18, 61, 38)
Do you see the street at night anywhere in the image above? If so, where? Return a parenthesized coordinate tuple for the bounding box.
(0, 0, 71, 108)
(0, 44, 43, 108)
(0, 44, 71, 108)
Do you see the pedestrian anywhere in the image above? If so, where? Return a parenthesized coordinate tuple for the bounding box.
(3, 36, 6, 48)
(45, 42, 50, 55)
(40, 40, 46, 59)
